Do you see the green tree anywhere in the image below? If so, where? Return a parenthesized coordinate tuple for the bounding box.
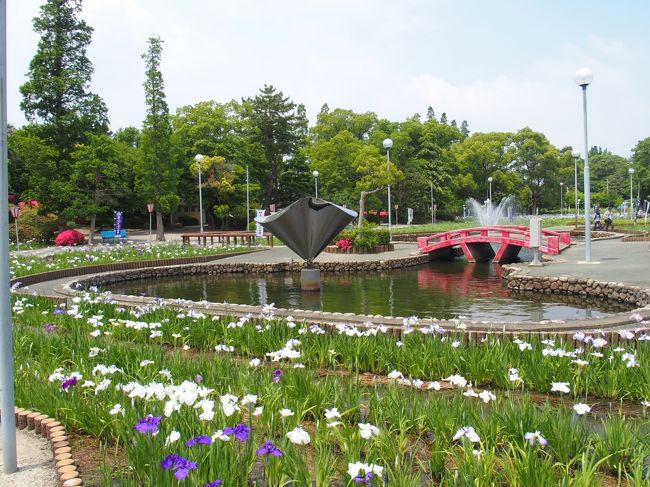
(426, 106, 435, 121)
(243, 85, 308, 208)
(171, 100, 261, 227)
(510, 128, 560, 212)
(70, 134, 129, 243)
(135, 36, 178, 241)
(460, 120, 469, 137)
(19, 0, 108, 226)
(631, 137, 650, 209)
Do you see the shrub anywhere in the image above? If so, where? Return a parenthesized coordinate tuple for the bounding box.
(9, 206, 58, 244)
(334, 226, 389, 249)
(54, 229, 86, 246)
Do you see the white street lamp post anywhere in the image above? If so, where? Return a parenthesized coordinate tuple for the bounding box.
(574, 67, 594, 262)
(312, 170, 319, 198)
(430, 181, 434, 225)
(629, 167, 635, 221)
(383, 138, 393, 240)
(245, 165, 250, 231)
(146, 203, 154, 241)
(487, 176, 493, 203)
(560, 182, 564, 215)
(571, 149, 580, 227)
(195, 154, 205, 234)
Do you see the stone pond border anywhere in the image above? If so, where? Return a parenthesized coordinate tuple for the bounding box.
(19, 247, 644, 334)
(0, 407, 83, 486)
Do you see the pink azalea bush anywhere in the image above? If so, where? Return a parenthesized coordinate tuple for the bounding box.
(335, 237, 353, 251)
(55, 229, 86, 246)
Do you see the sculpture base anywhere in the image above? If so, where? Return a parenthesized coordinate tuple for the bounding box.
(300, 268, 321, 292)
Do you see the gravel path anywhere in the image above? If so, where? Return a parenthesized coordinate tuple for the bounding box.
(0, 428, 57, 487)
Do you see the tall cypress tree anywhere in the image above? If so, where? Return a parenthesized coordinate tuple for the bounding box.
(20, 0, 108, 225)
(135, 36, 178, 241)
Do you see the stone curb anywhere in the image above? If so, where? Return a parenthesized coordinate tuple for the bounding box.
(0, 407, 83, 486)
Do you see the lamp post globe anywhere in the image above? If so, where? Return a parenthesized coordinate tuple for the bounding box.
(575, 67, 594, 262)
(574, 67, 594, 87)
(194, 154, 205, 233)
(312, 170, 319, 198)
(382, 138, 394, 240)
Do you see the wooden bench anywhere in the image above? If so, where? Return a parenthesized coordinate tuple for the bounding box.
(181, 231, 273, 247)
(100, 230, 128, 243)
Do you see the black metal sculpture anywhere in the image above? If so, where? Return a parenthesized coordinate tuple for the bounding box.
(255, 198, 357, 290)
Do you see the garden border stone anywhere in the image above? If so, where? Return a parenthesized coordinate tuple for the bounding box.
(0, 407, 83, 486)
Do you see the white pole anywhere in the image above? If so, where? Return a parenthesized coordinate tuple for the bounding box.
(149, 212, 152, 241)
(629, 171, 634, 222)
(574, 155, 579, 227)
(581, 86, 592, 262)
(430, 182, 434, 225)
(14, 217, 18, 250)
(246, 165, 250, 231)
(314, 176, 318, 198)
(198, 163, 204, 234)
(387, 149, 392, 240)
(0, 0, 18, 471)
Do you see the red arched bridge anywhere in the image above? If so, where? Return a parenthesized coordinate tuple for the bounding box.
(417, 225, 572, 263)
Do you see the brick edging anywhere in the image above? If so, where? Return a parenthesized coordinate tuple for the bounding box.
(1, 407, 83, 486)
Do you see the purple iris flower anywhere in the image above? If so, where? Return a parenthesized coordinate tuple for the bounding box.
(194, 374, 203, 384)
(160, 453, 198, 480)
(133, 415, 162, 435)
(53, 308, 65, 315)
(160, 453, 179, 470)
(354, 472, 373, 485)
(186, 435, 211, 448)
(272, 369, 282, 383)
(223, 423, 251, 442)
(60, 376, 77, 390)
(204, 481, 222, 487)
(43, 323, 57, 333)
(255, 440, 283, 457)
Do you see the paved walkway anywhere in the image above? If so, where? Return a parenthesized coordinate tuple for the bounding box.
(521, 237, 650, 287)
(0, 428, 57, 486)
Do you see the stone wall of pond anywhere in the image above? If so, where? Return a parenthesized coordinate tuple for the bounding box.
(502, 264, 650, 307)
(80, 254, 432, 287)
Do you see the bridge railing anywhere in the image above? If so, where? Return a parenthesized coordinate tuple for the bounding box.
(417, 225, 570, 254)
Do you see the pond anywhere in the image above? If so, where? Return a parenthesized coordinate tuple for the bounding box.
(103, 260, 631, 322)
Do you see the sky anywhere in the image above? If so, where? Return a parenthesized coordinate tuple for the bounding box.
(6, 0, 650, 157)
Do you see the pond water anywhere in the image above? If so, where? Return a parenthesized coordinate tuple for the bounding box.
(103, 260, 631, 322)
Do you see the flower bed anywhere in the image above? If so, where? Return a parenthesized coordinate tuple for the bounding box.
(9, 242, 249, 279)
(324, 243, 394, 254)
(11, 292, 650, 485)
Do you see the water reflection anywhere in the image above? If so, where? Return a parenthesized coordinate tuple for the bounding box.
(104, 261, 630, 322)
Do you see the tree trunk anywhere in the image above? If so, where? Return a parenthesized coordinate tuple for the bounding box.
(358, 187, 384, 227)
(156, 211, 165, 241)
(89, 214, 96, 244)
(358, 192, 367, 227)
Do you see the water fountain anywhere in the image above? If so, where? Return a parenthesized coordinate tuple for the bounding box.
(467, 196, 515, 226)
